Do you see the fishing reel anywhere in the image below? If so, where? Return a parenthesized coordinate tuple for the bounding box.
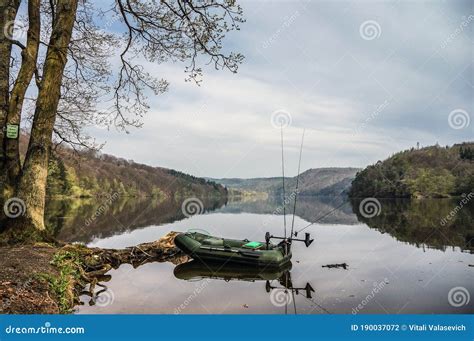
(265, 232, 314, 247)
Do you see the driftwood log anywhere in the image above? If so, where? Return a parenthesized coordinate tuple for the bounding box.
(321, 263, 348, 270)
(60, 231, 189, 305)
(85, 231, 188, 270)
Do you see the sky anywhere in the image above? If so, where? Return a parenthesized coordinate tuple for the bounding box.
(91, 0, 473, 178)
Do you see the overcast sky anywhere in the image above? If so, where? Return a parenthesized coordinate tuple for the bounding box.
(91, 0, 473, 178)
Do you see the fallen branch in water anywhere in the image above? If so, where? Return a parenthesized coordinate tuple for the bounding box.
(322, 263, 348, 270)
(84, 231, 187, 270)
(51, 231, 188, 310)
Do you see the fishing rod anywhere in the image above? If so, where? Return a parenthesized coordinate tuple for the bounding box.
(266, 278, 316, 315)
(293, 170, 390, 237)
(290, 129, 305, 238)
(292, 289, 297, 315)
(301, 293, 331, 314)
(267, 270, 328, 314)
(266, 127, 313, 251)
(294, 200, 350, 236)
(280, 125, 287, 240)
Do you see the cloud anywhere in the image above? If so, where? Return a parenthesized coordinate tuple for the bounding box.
(94, 0, 473, 178)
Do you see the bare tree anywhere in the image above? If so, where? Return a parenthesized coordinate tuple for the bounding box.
(0, 0, 244, 242)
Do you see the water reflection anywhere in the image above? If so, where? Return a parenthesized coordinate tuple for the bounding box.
(44, 194, 474, 313)
(222, 196, 358, 225)
(46, 195, 474, 252)
(71, 201, 473, 314)
(173, 260, 319, 315)
(174, 260, 292, 282)
(46, 196, 227, 243)
(351, 198, 474, 252)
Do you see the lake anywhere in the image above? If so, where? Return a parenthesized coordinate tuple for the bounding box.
(45, 195, 474, 314)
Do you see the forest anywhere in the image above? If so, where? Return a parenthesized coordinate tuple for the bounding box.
(349, 142, 474, 198)
(43, 139, 227, 199)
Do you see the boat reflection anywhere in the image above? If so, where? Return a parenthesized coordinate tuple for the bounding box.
(173, 260, 323, 314)
(173, 260, 292, 282)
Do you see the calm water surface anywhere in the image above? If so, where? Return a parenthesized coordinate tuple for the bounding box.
(45, 196, 474, 314)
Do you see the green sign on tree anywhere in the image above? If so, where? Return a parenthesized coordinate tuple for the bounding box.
(6, 124, 19, 139)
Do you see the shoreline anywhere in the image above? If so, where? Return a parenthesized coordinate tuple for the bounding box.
(0, 232, 182, 314)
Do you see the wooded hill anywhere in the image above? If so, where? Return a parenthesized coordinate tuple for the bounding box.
(211, 168, 360, 196)
(19, 135, 227, 199)
(349, 142, 474, 198)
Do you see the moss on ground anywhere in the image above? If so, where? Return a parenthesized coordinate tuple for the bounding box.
(38, 243, 123, 313)
(37, 247, 87, 313)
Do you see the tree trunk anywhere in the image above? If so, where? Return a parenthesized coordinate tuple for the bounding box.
(0, 0, 20, 198)
(3, 0, 78, 242)
(4, 0, 40, 189)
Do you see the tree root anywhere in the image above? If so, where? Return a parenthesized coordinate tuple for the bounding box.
(51, 231, 188, 310)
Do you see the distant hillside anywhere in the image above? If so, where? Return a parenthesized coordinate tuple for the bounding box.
(349, 142, 474, 198)
(19, 135, 227, 199)
(211, 168, 360, 196)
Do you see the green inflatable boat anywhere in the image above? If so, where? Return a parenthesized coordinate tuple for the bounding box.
(174, 232, 291, 268)
(174, 231, 313, 268)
